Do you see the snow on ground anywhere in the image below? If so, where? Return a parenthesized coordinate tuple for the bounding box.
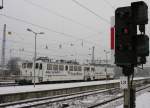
(117, 91, 150, 108)
(0, 77, 148, 95)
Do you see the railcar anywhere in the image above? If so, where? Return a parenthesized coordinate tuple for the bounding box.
(16, 57, 114, 84)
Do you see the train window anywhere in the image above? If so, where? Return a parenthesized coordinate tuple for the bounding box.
(35, 63, 39, 69)
(65, 65, 68, 71)
(91, 68, 95, 71)
(47, 64, 52, 70)
(39, 63, 42, 70)
(84, 67, 90, 71)
(74, 66, 77, 71)
(69, 65, 73, 71)
(78, 66, 82, 71)
(27, 63, 33, 68)
(22, 63, 26, 68)
(53, 65, 58, 71)
(59, 65, 64, 71)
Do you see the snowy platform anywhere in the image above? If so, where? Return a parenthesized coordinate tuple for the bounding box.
(0, 77, 149, 104)
(117, 92, 150, 108)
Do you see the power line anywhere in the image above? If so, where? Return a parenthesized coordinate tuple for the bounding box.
(0, 14, 99, 46)
(0, 37, 98, 58)
(71, 0, 110, 24)
(23, 0, 101, 34)
(1, 47, 94, 61)
(0, 38, 62, 53)
(103, 0, 115, 10)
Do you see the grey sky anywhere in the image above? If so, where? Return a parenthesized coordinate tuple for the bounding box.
(0, 0, 150, 64)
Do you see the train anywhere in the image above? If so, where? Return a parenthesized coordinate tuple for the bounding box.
(16, 57, 114, 84)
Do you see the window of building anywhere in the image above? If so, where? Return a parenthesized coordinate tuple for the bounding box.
(59, 65, 64, 71)
(47, 64, 52, 70)
(69, 65, 73, 71)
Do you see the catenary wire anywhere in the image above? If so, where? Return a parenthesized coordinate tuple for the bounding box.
(71, 0, 110, 24)
(23, 0, 102, 34)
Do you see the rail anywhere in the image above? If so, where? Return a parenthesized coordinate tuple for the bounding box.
(0, 87, 119, 108)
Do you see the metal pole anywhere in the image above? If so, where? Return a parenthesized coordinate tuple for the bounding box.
(1, 24, 6, 75)
(33, 33, 37, 87)
(124, 76, 130, 108)
(106, 52, 108, 79)
(123, 68, 132, 108)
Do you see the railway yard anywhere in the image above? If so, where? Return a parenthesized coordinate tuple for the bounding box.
(0, 77, 150, 108)
(0, 0, 150, 108)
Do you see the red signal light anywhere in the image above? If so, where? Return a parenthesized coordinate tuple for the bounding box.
(124, 28, 128, 34)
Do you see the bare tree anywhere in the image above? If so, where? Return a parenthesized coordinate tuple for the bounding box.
(7, 57, 21, 75)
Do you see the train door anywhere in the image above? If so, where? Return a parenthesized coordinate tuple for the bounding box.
(91, 66, 95, 80)
(35, 61, 43, 83)
(83, 66, 91, 80)
(39, 62, 44, 82)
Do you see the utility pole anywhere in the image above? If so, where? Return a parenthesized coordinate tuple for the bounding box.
(0, 0, 3, 9)
(1, 24, 6, 75)
(27, 28, 44, 87)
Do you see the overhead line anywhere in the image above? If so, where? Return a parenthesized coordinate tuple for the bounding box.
(71, 0, 110, 24)
(0, 14, 75, 38)
(23, 0, 101, 34)
(0, 14, 99, 46)
(103, 0, 115, 10)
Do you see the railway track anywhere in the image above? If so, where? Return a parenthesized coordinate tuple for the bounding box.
(0, 87, 119, 108)
(88, 84, 150, 108)
(0, 78, 149, 108)
(1, 84, 149, 108)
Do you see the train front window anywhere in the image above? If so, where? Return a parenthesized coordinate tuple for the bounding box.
(39, 63, 42, 70)
(22, 63, 26, 68)
(27, 63, 33, 69)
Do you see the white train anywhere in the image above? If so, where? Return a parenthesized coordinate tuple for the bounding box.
(17, 57, 114, 84)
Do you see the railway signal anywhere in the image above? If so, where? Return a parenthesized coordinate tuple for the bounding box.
(115, 6, 137, 67)
(115, 1, 149, 108)
(115, 1, 149, 68)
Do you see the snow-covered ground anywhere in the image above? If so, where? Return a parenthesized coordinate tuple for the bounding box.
(0, 77, 148, 95)
(117, 92, 150, 108)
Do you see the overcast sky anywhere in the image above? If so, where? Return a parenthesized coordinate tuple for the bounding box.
(0, 0, 150, 64)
